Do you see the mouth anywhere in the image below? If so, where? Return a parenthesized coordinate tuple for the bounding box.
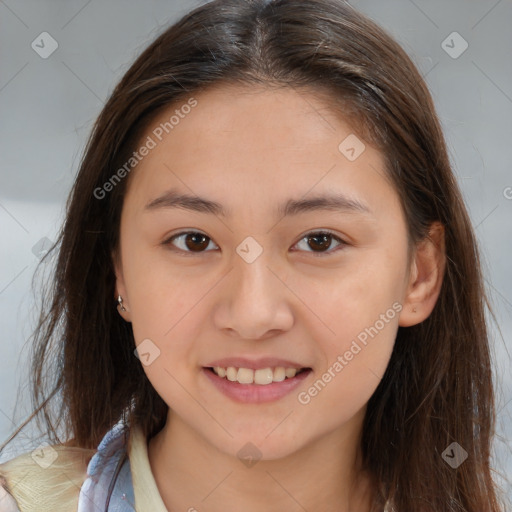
(202, 366, 313, 403)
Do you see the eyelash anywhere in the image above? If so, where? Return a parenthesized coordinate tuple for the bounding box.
(161, 230, 348, 257)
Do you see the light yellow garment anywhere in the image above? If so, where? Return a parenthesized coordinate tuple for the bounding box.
(0, 425, 168, 512)
(129, 424, 168, 511)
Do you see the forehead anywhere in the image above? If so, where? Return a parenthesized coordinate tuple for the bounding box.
(123, 83, 397, 219)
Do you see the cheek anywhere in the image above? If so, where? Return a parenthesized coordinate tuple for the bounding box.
(121, 246, 209, 385)
(292, 249, 404, 412)
(295, 246, 406, 348)
(297, 310, 399, 423)
(127, 267, 204, 410)
(122, 236, 199, 334)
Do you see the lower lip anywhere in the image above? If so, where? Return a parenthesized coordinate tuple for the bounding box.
(202, 367, 312, 403)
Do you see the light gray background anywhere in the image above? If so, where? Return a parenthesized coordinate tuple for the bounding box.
(1, 0, 511, 501)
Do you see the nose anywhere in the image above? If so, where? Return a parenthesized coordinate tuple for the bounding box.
(213, 249, 294, 341)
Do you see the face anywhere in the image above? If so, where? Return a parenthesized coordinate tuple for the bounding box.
(114, 84, 417, 461)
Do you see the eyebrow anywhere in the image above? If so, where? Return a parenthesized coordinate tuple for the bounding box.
(144, 189, 372, 218)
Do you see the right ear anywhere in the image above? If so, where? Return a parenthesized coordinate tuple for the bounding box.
(112, 249, 132, 323)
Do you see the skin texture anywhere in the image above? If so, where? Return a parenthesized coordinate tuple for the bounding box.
(114, 84, 445, 512)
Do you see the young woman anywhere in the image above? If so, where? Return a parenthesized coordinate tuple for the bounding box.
(0, 0, 506, 510)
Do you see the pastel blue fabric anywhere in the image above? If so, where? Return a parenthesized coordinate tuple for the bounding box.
(77, 421, 136, 511)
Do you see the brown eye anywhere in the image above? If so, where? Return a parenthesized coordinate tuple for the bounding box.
(164, 231, 217, 253)
(294, 231, 347, 255)
(307, 233, 331, 252)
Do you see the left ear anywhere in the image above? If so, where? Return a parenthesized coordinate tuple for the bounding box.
(399, 221, 446, 327)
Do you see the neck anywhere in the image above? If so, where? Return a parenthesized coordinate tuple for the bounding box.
(147, 409, 374, 512)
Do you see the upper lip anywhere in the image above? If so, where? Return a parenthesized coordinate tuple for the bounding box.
(205, 357, 310, 370)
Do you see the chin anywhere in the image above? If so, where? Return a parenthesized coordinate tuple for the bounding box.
(211, 430, 308, 463)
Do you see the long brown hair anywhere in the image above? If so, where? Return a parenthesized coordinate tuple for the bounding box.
(1, 0, 505, 509)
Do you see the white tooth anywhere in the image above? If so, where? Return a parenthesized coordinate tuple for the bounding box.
(237, 368, 254, 384)
(226, 367, 238, 381)
(273, 367, 286, 382)
(254, 368, 273, 385)
(285, 368, 297, 378)
(216, 366, 302, 384)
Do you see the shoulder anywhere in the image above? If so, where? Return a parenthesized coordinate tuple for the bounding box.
(0, 443, 96, 512)
(0, 476, 20, 512)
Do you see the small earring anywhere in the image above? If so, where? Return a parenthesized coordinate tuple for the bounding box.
(117, 295, 127, 312)
(412, 307, 417, 313)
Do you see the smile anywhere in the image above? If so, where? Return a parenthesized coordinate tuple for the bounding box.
(202, 366, 312, 403)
